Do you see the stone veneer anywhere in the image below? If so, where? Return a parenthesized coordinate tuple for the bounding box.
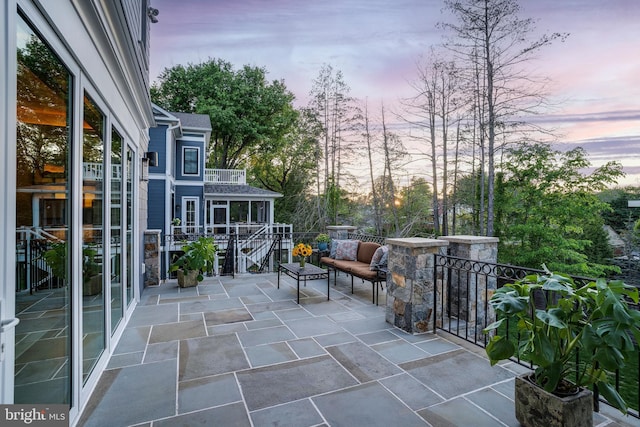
(144, 230, 161, 287)
(385, 238, 449, 334)
(440, 236, 499, 341)
(385, 235, 499, 337)
(326, 225, 357, 241)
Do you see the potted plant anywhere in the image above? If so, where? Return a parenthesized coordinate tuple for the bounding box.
(483, 269, 640, 427)
(316, 233, 330, 251)
(168, 236, 217, 287)
(43, 242, 103, 295)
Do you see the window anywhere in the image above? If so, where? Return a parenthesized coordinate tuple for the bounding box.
(183, 147, 199, 175)
(15, 14, 72, 403)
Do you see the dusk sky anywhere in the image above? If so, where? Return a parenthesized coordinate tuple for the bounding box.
(149, 0, 640, 187)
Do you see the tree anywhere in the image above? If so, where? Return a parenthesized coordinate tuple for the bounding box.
(396, 178, 434, 237)
(308, 64, 360, 226)
(441, 0, 567, 236)
(151, 58, 297, 169)
(249, 109, 320, 228)
(495, 143, 624, 277)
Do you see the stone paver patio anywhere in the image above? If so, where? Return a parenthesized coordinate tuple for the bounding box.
(78, 273, 639, 426)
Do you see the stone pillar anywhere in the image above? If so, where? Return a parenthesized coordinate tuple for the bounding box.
(440, 235, 499, 341)
(385, 238, 449, 334)
(326, 225, 357, 240)
(144, 230, 161, 287)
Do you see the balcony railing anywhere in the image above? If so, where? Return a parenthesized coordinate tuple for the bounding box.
(433, 254, 640, 418)
(204, 168, 246, 184)
(83, 162, 122, 180)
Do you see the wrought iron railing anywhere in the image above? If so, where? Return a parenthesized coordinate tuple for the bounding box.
(347, 232, 386, 245)
(433, 254, 640, 418)
(164, 231, 291, 276)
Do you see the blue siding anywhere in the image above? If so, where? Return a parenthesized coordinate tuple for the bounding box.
(148, 125, 167, 173)
(147, 179, 166, 231)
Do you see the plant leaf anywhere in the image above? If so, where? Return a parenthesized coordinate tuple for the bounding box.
(485, 336, 515, 365)
(597, 380, 628, 414)
(535, 309, 566, 329)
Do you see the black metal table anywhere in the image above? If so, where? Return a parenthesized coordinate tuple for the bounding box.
(277, 263, 330, 304)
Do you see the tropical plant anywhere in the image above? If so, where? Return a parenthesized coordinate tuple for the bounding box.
(43, 242, 101, 283)
(483, 269, 640, 412)
(168, 237, 217, 283)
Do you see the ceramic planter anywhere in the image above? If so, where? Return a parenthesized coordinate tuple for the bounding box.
(515, 374, 593, 427)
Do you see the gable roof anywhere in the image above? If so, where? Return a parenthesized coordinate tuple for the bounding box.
(151, 103, 212, 132)
(170, 111, 212, 132)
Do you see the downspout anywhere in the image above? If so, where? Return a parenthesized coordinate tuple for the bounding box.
(164, 121, 180, 281)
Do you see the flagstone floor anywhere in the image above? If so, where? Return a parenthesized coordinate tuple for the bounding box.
(78, 272, 640, 427)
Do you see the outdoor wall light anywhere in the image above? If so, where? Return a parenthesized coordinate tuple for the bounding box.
(141, 156, 149, 182)
(145, 151, 158, 167)
(148, 7, 159, 24)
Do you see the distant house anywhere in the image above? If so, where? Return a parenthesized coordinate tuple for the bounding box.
(148, 105, 290, 276)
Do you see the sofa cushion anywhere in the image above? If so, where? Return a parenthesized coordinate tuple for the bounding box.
(350, 265, 380, 280)
(335, 240, 359, 261)
(332, 259, 361, 271)
(357, 242, 381, 263)
(370, 245, 389, 270)
(320, 256, 336, 267)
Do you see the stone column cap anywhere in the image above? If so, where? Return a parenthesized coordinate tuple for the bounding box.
(144, 229, 162, 234)
(386, 237, 449, 248)
(440, 235, 499, 244)
(326, 225, 357, 231)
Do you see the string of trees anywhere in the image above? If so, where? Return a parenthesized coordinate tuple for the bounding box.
(151, 0, 634, 277)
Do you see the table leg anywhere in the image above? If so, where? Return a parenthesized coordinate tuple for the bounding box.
(277, 265, 280, 289)
(327, 274, 330, 300)
(296, 274, 300, 304)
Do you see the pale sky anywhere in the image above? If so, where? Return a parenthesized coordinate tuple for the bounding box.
(149, 0, 640, 187)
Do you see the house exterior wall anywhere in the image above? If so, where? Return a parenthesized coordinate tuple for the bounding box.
(1, 1, 154, 424)
(148, 179, 167, 233)
(149, 125, 168, 173)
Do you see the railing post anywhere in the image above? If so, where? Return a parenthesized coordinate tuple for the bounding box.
(440, 236, 499, 342)
(326, 225, 357, 241)
(385, 238, 449, 334)
(144, 230, 161, 287)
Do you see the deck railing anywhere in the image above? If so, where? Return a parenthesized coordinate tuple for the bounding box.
(204, 168, 246, 184)
(433, 254, 640, 418)
(83, 162, 122, 180)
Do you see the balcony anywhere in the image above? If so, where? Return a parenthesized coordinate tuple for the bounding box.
(83, 162, 122, 180)
(205, 168, 246, 184)
(77, 270, 637, 426)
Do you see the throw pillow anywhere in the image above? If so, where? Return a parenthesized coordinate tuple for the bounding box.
(335, 240, 359, 261)
(330, 239, 348, 258)
(369, 245, 385, 270)
(370, 245, 389, 270)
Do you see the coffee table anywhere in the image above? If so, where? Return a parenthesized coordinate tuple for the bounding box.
(277, 263, 330, 304)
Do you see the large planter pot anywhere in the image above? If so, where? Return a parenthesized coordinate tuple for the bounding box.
(515, 374, 593, 427)
(177, 269, 199, 288)
(83, 274, 103, 296)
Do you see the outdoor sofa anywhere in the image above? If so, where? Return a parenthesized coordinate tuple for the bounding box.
(320, 240, 388, 305)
